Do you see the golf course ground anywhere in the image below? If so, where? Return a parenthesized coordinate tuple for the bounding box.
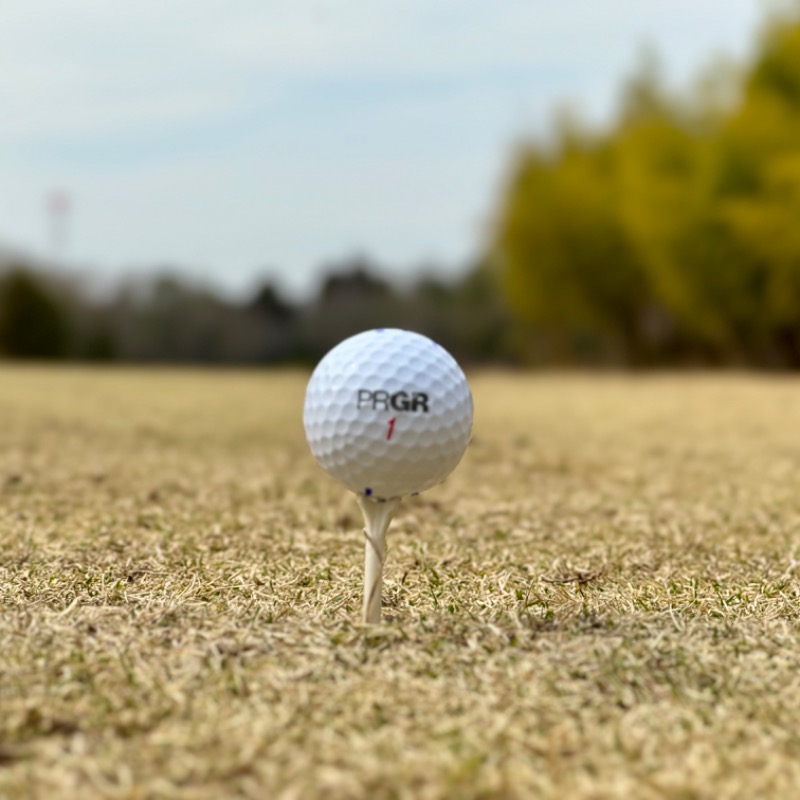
(2, 367, 800, 798)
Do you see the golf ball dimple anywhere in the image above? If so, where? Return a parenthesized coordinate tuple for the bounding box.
(303, 329, 473, 499)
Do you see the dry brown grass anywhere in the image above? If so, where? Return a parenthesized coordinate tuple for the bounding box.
(3, 366, 800, 798)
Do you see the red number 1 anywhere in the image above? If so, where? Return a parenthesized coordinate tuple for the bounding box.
(386, 417, 396, 440)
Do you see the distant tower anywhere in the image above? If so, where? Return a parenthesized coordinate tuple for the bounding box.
(47, 189, 72, 262)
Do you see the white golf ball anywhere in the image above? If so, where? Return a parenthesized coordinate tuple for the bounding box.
(303, 328, 473, 499)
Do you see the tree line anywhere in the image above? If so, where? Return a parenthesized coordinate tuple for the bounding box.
(0, 259, 512, 365)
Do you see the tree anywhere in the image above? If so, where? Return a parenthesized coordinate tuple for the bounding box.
(0, 269, 71, 358)
(495, 128, 651, 362)
(718, 16, 800, 363)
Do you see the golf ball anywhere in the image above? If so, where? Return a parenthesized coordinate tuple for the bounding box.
(303, 328, 473, 499)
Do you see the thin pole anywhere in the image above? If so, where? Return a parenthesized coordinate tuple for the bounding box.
(356, 495, 400, 624)
(48, 190, 71, 261)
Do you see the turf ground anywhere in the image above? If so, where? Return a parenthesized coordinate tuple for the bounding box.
(2, 367, 800, 798)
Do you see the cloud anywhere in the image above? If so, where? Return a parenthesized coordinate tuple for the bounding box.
(1, 0, 762, 142)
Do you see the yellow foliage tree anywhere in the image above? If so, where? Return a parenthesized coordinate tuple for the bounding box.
(496, 126, 647, 361)
(494, 10, 800, 365)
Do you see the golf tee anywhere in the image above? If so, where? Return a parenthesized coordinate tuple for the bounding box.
(357, 495, 400, 624)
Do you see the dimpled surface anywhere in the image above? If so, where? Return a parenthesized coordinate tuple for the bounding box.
(303, 329, 473, 499)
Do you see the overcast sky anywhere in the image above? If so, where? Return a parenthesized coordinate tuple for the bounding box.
(0, 0, 768, 298)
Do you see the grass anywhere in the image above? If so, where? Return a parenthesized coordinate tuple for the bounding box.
(2, 366, 800, 798)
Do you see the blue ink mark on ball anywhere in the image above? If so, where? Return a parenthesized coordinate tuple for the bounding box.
(365, 487, 373, 496)
(375, 328, 384, 333)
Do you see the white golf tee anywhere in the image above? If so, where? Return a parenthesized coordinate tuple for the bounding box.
(357, 495, 401, 624)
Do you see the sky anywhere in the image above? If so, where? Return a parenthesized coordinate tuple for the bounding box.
(0, 0, 770, 299)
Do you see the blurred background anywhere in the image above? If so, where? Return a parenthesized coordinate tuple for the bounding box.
(1, 0, 799, 367)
